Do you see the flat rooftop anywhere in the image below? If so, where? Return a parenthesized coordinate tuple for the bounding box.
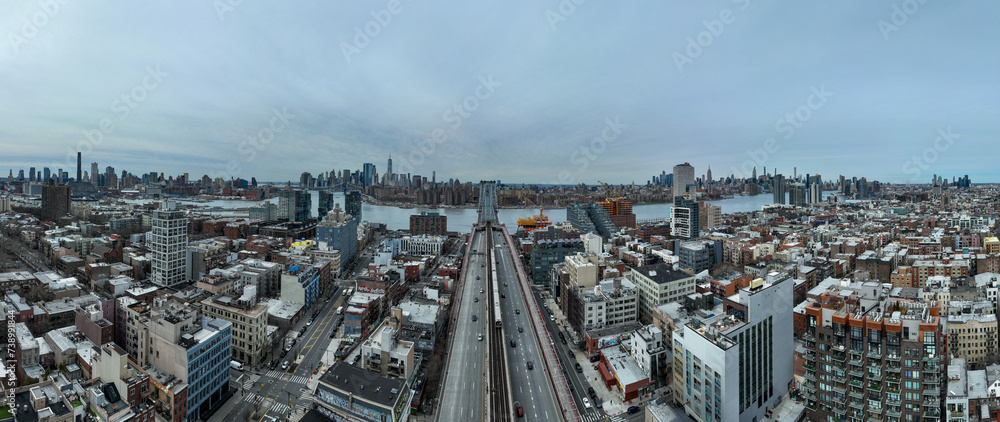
(318, 361, 407, 407)
(631, 263, 693, 285)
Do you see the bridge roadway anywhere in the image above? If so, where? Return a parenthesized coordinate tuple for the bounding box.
(492, 229, 563, 421)
(437, 229, 488, 422)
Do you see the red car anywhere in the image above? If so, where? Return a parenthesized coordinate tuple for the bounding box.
(516, 403, 524, 417)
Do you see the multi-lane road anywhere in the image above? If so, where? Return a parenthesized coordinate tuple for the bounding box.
(220, 288, 349, 422)
(438, 230, 488, 421)
(492, 229, 562, 421)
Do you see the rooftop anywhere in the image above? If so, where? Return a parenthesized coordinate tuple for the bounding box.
(318, 361, 408, 407)
(631, 263, 694, 285)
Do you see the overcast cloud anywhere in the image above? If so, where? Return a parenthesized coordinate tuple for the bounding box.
(1, 1, 997, 184)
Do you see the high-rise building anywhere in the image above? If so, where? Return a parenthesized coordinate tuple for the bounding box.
(806, 174, 822, 204)
(788, 182, 807, 206)
(801, 281, 946, 421)
(673, 162, 695, 199)
(345, 190, 362, 220)
(706, 166, 712, 184)
(671, 194, 699, 239)
(277, 186, 311, 222)
(627, 263, 696, 321)
(566, 202, 617, 238)
(771, 174, 786, 204)
(41, 180, 71, 221)
(672, 273, 794, 422)
(316, 203, 358, 273)
(151, 201, 189, 288)
(318, 190, 334, 220)
(91, 162, 99, 186)
(300, 172, 312, 188)
(42, 167, 50, 183)
(410, 211, 447, 235)
(28, 167, 35, 182)
(77, 152, 82, 181)
(363, 163, 376, 187)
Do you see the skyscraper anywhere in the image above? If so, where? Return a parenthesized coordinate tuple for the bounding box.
(672, 162, 695, 200)
(362, 163, 376, 187)
(277, 186, 312, 222)
(771, 174, 786, 204)
(41, 180, 71, 221)
(76, 152, 82, 181)
(706, 166, 712, 184)
(345, 190, 362, 220)
(150, 201, 188, 288)
(91, 162, 99, 186)
(29, 167, 35, 182)
(318, 190, 334, 220)
(42, 167, 50, 183)
(671, 194, 699, 239)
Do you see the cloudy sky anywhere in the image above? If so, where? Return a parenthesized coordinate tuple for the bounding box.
(1, 1, 997, 185)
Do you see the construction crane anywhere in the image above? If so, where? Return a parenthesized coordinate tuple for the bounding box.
(516, 191, 551, 233)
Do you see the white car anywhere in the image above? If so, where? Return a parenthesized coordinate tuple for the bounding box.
(582, 397, 591, 409)
(478, 333, 483, 341)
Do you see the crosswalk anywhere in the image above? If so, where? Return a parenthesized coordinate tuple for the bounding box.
(242, 374, 260, 390)
(581, 413, 626, 422)
(298, 389, 314, 401)
(264, 371, 311, 384)
(242, 393, 293, 415)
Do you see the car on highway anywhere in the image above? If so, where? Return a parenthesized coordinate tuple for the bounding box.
(509, 338, 517, 348)
(474, 297, 478, 302)
(582, 397, 591, 409)
(478, 333, 483, 341)
(501, 293, 505, 298)
(517, 326, 523, 333)
(526, 361, 533, 370)
(476, 276, 480, 280)
(472, 315, 477, 321)
(281, 361, 289, 370)
(515, 309, 520, 314)
(515, 402, 524, 417)
(627, 406, 641, 414)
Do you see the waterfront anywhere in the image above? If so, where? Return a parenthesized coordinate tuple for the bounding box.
(116, 190, 838, 232)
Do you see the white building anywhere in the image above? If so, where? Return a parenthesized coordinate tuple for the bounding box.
(150, 201, 188, 288)
(630, 324, 670, 389)
(399, 235, 445, 255)
(672, 275, 794, 422)
(627, 263, 696, 322)
(579, 277, 638, 329)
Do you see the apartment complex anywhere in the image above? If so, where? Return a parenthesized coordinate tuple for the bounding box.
(409, 211, 447, 235)
(150, 201, 188, 288)
(801, 281, 947, 421)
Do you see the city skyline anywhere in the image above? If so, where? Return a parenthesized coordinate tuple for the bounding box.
(2, 2, 998, 184)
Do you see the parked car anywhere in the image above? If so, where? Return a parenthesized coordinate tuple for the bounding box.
(589, 355, 600, 363)
(588, 387, 596, 398)
(281, 361, 289, 370)
(627, 406, 640, 414)
(575, 363, 582, 373)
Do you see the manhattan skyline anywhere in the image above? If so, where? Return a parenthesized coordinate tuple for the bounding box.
(2, 2, 998, 184)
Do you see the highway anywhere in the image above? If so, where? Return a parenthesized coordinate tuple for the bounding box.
(437, 230, 488, 422)
(492, 230, 561, 421)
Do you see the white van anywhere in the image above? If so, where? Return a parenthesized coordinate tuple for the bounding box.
(230, 360, 244, 371)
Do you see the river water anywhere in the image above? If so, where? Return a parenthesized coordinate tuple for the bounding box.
(124, 190, 837, 232)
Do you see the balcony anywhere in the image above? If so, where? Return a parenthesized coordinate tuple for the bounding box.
(831, 353, 847, 363)
(869, 406, 882, 415)
(867, 351, 882, 360)
(849, 369, 863, 377)
(832, 385, 847, 395)
(803, 353, 815, 362)
(885, 397, 900, 406)
(804, 372, 816, 382)
(803, 363, 816, 372)
(922, 355, 939, 363)
(849, 394, 864, 404)
(849, 389, 864, 400)
(924, 410, 941, 419)
(849, 357, 864, 367)
(801, 332, 815, 342)
(922, 386, 940, 397)
(885, 365, 901, 373)
(867, 384, 881, 392)
(885, 409, 901, 418)
(885, 354, 900, 362)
